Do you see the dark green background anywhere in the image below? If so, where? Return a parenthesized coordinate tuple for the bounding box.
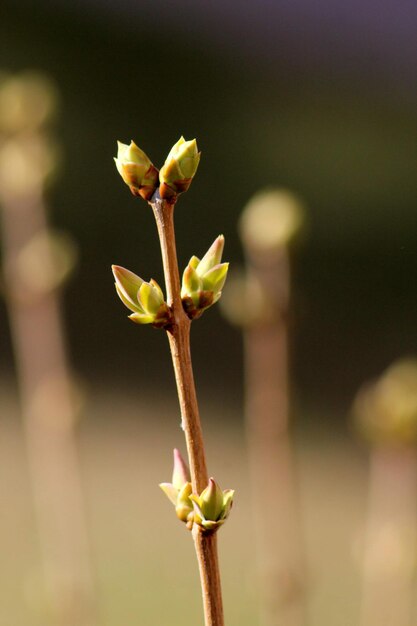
(1, 1, 416, 411)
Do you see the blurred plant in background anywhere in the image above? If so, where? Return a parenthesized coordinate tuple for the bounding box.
(222, 188, 307, 626)
(0, 71, 96, 626)
(353, 359, 417, 626)
(0, 2, 416, 624)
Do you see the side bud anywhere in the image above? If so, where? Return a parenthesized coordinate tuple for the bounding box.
(160, 449, 194, 528)
(112, 265, 171, 328)
(181, 235, 229, 319)
(172, 447, 191, 489)
(114, 140, 159, 201)
(159, 137, 200, 200)
(189, 478, 234, 533)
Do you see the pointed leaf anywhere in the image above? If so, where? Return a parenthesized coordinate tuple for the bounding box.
(221, 489, 235, 519)
(112, 265, 144, 307)
(197, 236, 224, 277)
(138, 281, 163, 315)
(189, 494, 204, 523)
(114, 283, 143, 314)
(149, 279, 164, 302)
(181, 264, 202, 297)
(189, 255, 200, 270)
(202, 262, 229, 293)
(128, 312, 155, 324)
(159, 483, 179, 506)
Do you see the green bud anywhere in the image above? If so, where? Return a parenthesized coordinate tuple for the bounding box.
(181, 235, 229, 319)
(112, 265, 170, 328)
(114, 140, 159, 201)
(199, 478, 225, 520)
(189, 478, 234, 534)
(160, 449, 193, 528)
(159, 137, 200, 200)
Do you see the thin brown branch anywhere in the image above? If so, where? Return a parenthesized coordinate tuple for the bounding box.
(151, 190, 224, 626)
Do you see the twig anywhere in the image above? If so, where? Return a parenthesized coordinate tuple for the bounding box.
(151, 191, 224, 626)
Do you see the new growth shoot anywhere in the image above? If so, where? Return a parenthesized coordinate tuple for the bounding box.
(112, 136, 233, 626)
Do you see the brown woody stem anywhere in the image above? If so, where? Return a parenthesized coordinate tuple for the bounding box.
(151, 190, 225, 626)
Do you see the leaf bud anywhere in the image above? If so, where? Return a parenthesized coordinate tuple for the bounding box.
(189, 478, 234, 534)
(172, 448, 191, 490)
(160, 449, 194, 528)
(181, 235, 229, 320)
(159, 137, 200, 200)
(114, 140, 159, 201)
(112, 265, 170, 328)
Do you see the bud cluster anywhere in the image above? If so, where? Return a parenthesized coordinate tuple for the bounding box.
(114, 136, 200, 203)
(112, 265, 171, 328)
(181, 235, 229, 320)
(160, 449, 234, 533)
(112, 237, 229, 324)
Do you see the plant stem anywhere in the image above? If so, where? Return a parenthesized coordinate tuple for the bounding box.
(151, 190, 225, 626)
(0, 180, 96, 626)
(243, 246, 306, 626)
(360, 445, 417, 626)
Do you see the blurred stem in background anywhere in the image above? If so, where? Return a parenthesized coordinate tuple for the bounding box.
(353, 359, 417, 626)
(0, 72, 96, 626)
(221, 189, 307, 626)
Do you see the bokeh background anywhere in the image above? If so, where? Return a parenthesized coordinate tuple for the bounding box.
(0, 1, 416, 625)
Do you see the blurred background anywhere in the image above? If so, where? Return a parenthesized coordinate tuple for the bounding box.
(0, 1, 416, 625)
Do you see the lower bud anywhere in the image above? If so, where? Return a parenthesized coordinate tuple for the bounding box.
(189, 478, 234, 534)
